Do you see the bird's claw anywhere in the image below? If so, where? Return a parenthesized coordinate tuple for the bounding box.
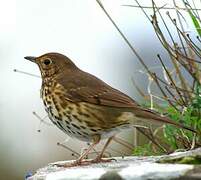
(53, 157, 116, 168)
(91, 157, 116, 164)
(53, 159, 92, 168)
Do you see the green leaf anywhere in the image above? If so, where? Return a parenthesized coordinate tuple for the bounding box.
(133, 144, 163, 156)
(183, 1, 201, 36)
(189, 11, 201, 36)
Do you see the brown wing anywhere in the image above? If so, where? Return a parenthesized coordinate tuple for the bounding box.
(57, 69, 139, 108)
(57, 69, 196, 133)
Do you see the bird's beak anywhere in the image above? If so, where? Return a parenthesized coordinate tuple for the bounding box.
(24, 56, 37, 63)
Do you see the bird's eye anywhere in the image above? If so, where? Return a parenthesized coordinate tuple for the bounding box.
(43, 59, 52, 65)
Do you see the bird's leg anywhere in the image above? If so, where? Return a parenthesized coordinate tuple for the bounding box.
(57, 135, 100, 167)
(75, 138, 99, 165)
(91, 136, 115, 163)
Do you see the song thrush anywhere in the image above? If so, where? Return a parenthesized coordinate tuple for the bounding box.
(25, 53, 195, 167)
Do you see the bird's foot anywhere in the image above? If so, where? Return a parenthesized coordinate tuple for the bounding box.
(54, 159, 92, 168)
(54, 157, 116, 168)
(91, 156, 116, 164)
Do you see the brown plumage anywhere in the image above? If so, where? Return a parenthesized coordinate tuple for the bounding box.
(25, 52, 195, 167)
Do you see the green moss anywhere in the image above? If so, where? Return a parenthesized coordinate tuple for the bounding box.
(158, 155, 201, 165)
(133, 144, 164, 156)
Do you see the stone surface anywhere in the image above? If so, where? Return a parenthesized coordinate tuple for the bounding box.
(28, 148, 201, 180)
(157, 148, 201, 165)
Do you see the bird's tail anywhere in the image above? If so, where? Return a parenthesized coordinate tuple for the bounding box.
(132, 107, 197, 133)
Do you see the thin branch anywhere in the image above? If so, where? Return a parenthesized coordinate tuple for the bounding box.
(57, 142, 80, 158)
(123, 5, 201, 11)
(157, 54, 187, 106)
(113, 137, 134, 150)
(131, 77, 148, 98)
(136, 127, 169, 153)
(96, 0, 153, 78)
(13, 69, 40, 78)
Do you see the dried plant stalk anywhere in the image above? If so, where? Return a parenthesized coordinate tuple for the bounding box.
(97, 0, 201, 153)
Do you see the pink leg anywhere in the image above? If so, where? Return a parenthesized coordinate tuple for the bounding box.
(57, 135, 100, 167)
(91, 136, 115, 163)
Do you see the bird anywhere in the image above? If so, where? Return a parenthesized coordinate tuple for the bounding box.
(25, 52, 195, 167)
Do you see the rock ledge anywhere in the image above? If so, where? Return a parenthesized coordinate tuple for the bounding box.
(28, 148, 201, 180)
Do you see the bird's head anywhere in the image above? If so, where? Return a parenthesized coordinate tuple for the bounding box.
(25, 52, 77, 78)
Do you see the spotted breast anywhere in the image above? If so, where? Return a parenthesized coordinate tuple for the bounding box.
(41, 80, 131, 142)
